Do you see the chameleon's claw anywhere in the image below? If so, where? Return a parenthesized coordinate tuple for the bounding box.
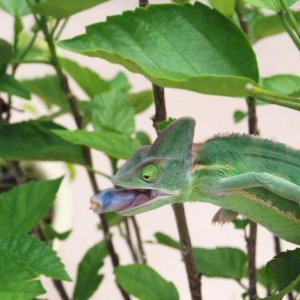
(212, 208, 238, 225)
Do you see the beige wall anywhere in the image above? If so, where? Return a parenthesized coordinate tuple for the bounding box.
(1, 1, 300, 299)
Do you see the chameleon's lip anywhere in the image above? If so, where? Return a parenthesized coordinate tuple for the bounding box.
(90, 188, 174, 214)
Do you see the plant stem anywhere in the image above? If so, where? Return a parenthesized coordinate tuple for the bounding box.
(278, 10, 300, 52)
(152, 84, 202, 300)
(172, 203, 202, 300)
(131, 216, 147, 263)
(53, 280, 69, 300)
(279, 0, 300, 38)
(124, 218, 139, 263)
(55, 17, 69, 40)
(36, 12, 130, 300)
(152, 85, 202, 299)
(138, 0, 202, 298)
(236, 3, 258, 299)
(274, 236, 282, 254)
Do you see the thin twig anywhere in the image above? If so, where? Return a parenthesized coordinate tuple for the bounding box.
(110, 158, 145, 263)
(55, 17, 69, 40)
(35, 11, 130, 300)
(131, 216, 147, 263)
(124, 219, 139, 263)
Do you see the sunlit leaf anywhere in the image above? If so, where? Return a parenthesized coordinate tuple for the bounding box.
(261, 75, 300, 97)
(59, 3, 259, 97)
(243, 0, 297, 11)
(32, 0, 108, 18)
(0, 0, 31, 16)
(208, 0, 236, 17)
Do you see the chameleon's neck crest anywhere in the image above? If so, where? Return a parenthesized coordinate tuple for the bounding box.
(191, 143, 202, 166)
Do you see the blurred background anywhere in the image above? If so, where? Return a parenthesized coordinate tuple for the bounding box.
(1, 0, 300, 299)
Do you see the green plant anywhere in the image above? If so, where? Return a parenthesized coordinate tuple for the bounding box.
(0, 0, 300, 299)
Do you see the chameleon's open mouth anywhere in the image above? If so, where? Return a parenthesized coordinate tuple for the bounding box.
(90, 188, 170, 214)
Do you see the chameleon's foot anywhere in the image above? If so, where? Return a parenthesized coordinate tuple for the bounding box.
(212, 208, 238, 224)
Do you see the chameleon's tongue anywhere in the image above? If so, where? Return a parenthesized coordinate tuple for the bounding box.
(90, 188, 153, 214)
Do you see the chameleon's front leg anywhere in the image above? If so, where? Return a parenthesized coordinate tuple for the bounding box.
(206, 172, 300, 206)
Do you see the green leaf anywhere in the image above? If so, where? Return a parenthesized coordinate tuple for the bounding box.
(0, 254, 45, 300)
(232, 218, 250, 229)
(92, 88, 135, 134)
(262, 275, 300, 300)
(0, 234, 71, 281)
(41, 223, 71, 241)
(0, 74, 31, 99)
(264, 248, 300, 298)
(154, 232, 180, 250)
(0, 0, 31, 16)
(127, 90, 153, 114)
(157, 118, 176, 133)
(261, 75, 300, 97)
(194, 247, 247, 280)
(32, 0, 108, 18)
(58, 3, 259, 97)
(23, 75, 67, 108)
(53, 129, 140, 159)
(98, 212, 124, 229)
(233, 110, 247, 123)
(0, 38, 12, 66)
(172, 0, 190, 3)
(249, 11, 300, 42)
(257, 266, 275, 293)
(0, 178, 62, 236)
(244, 0, 297, 11)
(136, 131, 152, 146)
(73, 241, 108, 300)
(208, 0, 236, 17)
(0, 121, 86, 164)
(60, 57, 109, 98)
(16, 34, 50, 63)
(115, 264, 179, 300)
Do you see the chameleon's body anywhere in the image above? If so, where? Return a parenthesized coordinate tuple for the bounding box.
(91, 118, 300, 245)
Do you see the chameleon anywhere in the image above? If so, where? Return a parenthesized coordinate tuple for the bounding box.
(90, 117, 300, 245)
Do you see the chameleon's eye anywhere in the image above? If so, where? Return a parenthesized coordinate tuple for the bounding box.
(140, 163, 159, 183)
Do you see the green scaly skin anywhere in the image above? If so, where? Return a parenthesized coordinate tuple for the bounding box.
(91, 117, 300, 245)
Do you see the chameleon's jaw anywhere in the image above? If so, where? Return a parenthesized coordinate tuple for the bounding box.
(90, 188, 176, 215)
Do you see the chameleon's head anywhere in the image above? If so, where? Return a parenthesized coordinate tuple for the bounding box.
(90, 117, 195, 216)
